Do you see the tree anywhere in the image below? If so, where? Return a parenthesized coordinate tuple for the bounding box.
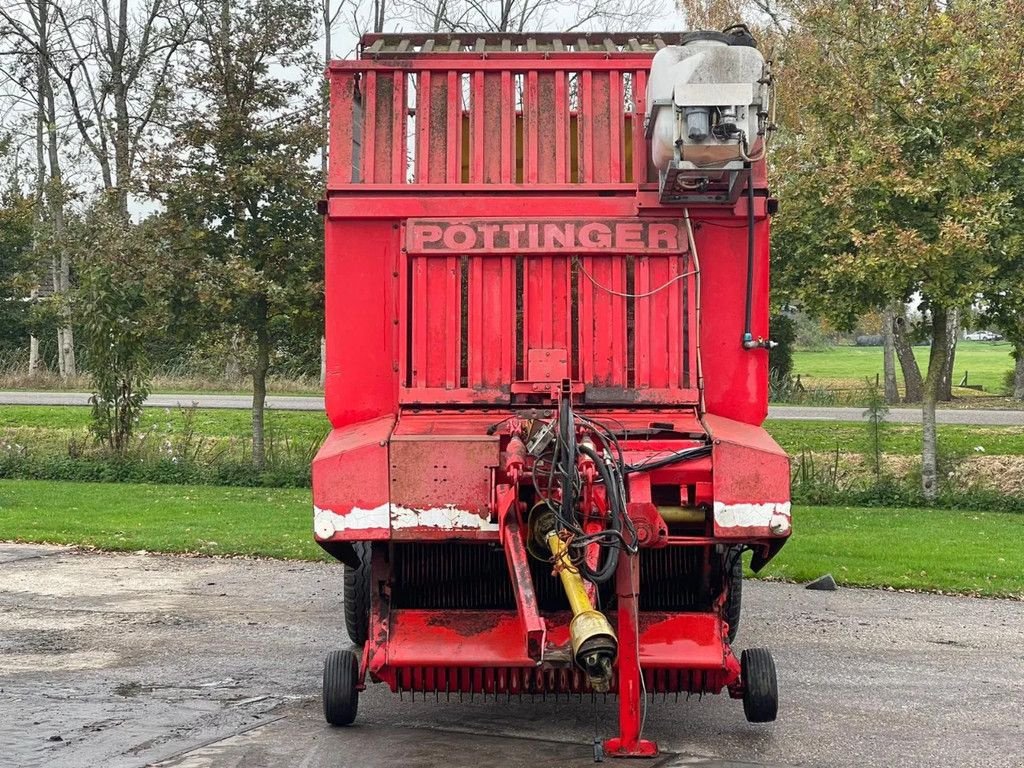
(0, 179, 37, 356)
(154, 0, 323, 469)
(771, 0, 1024, 500)
(72, 205, 175, 453)
(0, 0, 77, 377)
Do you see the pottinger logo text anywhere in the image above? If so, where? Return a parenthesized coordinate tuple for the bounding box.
(406, 219, 684, 254)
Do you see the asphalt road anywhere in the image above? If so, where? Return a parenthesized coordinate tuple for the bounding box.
(2, 543, 1021, 768)
(1, 390, 1022, 424)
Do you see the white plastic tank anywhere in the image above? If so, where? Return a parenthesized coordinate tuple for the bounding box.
(647, 33, 766, 170)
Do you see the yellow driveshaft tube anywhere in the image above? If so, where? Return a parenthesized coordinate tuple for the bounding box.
(546, 530, 618, 692)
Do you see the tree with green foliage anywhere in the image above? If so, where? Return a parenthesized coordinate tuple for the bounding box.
(771, 0, 1024, 500)
(153, 0, 323, 469)
(0, 183, 37, 355)
(72, 206, 179, 453)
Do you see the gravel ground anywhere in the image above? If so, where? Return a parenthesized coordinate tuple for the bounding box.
(1, 543, 1021, 768)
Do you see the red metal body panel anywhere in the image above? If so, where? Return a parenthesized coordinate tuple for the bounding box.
(318, 34, 789, 757)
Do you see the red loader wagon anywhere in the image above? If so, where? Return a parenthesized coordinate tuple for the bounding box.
(313, 28, 790, 758)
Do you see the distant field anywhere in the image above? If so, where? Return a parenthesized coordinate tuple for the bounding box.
(792, 341, 1016, 394)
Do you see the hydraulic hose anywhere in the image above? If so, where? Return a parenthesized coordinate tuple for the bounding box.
(743, 166, 755, 348)
(558, 397, 576, 529)
(577, 443, 621, 584)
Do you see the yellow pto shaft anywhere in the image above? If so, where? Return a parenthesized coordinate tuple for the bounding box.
(546, 530, 618, 692)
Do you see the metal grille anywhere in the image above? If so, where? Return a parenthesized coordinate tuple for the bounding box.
(390, 542, 583, 612)
(389, 543, 715, 612)
(390, 665, 726, 696)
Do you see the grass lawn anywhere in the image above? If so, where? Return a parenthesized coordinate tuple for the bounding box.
(0, 479, 325, 560)
(793, 340, 1016, 394)
(765, 419, 1024, 457)
(1, 479, 1021, 597)
(0, 405, 329, 458)
(758, 505, 1023, 597)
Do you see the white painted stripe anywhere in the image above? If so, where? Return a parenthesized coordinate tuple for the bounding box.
(714, 501, 791, 534)
(314, 504, 389, 538)
(313, 503, 498, 538)
(391, 504, 498, 530)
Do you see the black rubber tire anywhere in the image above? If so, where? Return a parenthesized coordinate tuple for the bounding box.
(344, 542, 371, 646)
(741, 648, 778, 723)
(323, 649, 360, 726)
(724, 547, 743, 643)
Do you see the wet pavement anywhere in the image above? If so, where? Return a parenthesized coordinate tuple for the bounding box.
(1, 542, 1021, 768)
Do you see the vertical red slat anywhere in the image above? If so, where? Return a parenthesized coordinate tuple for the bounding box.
(373, 71, 395, 183)
(391, 72, 406, 183)
(525, 70, 539, 184)
(633, 69, 648, 184)
(415, 71, 430, 183)
(649, 257, 669, 389)
(502, 255, 516, 381)
(501, 71, 514, 183)
(611, 257, 625, 383)
(667, 255, 682, 388)
(445, 255, 460, 388)
(579, 71, 593, 183)
(578, 256, 593, 383)
(361, 71, 377, 184)
(608, 70, 622, 184)
(483, 73, 503, 184)
(469, 258, 484, 386)
(554, 71, 568, 183)
(536, 73, 556, 183)
(525, 257, 541, 352)
(446, 71, 460, 183)
(634, 256, 651, 388)
(591, 256, 611, 384)
(398, 244, 409, 387)
(590, 70, 611, 183)
(328, 71, 356, 187)
(428, 74, 448, 183)
(425, 258, 448, 387)
(412, 255, 428, 388)
(471, 71, 485, 183)
(540, 256, 553, 346)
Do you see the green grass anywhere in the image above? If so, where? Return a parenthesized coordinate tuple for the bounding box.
(0, 479, 325, 560)
(1, 479, 1021, 596)
(793, 340, 1015, 394)
(0, 404, 327, 440)
(765, 419, 1024, 457)
(757, 505, 1024, 597)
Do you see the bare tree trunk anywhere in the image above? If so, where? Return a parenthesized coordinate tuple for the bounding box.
(252, 302, 270, 470)
(225, 330, 242, 380)
(882, 303, 899, 404)
(921, 306, 952, 502)
(892, 308, 923, 402)
(1013, 343, 1024, 400)
(938, 306, 960, 401)
(320, 335, 327, 386)
(29, 335, 41, 376)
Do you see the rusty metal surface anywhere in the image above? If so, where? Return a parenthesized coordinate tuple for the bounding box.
(358, 33, 677, 56)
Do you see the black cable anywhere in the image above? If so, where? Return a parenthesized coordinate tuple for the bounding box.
(743, 165, 755, 346)
(577, 444, 622, 584)
(625, 444, 713, 475)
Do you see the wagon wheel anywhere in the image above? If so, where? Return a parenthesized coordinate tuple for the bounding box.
(323, 649, 360, 726)
(344, 542, 371, 646)
(741, 648, 778, 723)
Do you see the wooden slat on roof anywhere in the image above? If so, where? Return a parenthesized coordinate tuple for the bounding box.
(358, 32, 681, 57)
